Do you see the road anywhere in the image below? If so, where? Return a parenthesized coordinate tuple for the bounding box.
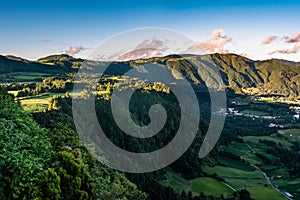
(246, 143, 293, 200)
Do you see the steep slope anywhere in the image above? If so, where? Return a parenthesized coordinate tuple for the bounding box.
(128, 53, 300, 98)
(0, 87, 147, 199)
(0, 87, 56, 199)
(210, 54, 300, 98)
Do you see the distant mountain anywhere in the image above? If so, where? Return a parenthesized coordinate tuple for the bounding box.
(0, 54, 77, 74)
(210, 54, 300, 98)
(5, 55, 31, 63)
(37, 54, 78, 62)
(131, 53, 300, 99)
(37, 54, 83, 69)
(0, 55, 53, 74)
(1, 53, 300, 99)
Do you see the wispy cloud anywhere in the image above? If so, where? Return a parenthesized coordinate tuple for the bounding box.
(269, 42, 300, 55)
(95, 39, 169, 61)
(262, 36, 277, 45)
(185, 29, 232, 54)
(95, 29, 232, 61)
(117, 39, 168, 61)
(65, 46, 86, 56)
(267, 32, 300, 55)
(283, 33, 300, 43)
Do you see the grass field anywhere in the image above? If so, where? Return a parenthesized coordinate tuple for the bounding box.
(8, 90, 19, 96)
(18, 92, 70, 112)
(222, 141, 250, 156)
(21, 97, 50, 112)
(221, 142, 262, 165)
(230, 142, 250, 151)
(231, 97, 250, 105)
(202, 166, 266, 189)
(207, 124, 298, 199)
(241, 109, 269, 116)
(247, 187, 287, 200)
(202, 166, 264, 180)
(8, 72, 50, 81)
(190, 177, 234, 197)
(241, 154, 262, 165)
(278, 129, 300, 142)
(217, 156, 255, 172)
(273, 178, 300, 199)
(267, 168, 289, 178)
(158, 169, 190, 193)
(243, 136, 292, 148)
(202, 165, 289, 199)
(222, 146, 244, 156)
(257, 97, 300, 105)
(265, 153, 281, 163)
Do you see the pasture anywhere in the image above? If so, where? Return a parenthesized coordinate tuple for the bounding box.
(190, 177, 234, 198)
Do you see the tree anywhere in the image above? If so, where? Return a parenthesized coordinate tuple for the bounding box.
(40, 168, 61, 200)
(57, 151, 95, 200)
(238, 189, 252, 200)
(233, 189, 252, 200)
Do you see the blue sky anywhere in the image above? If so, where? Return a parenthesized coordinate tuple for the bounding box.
(1, 0, 300, 61)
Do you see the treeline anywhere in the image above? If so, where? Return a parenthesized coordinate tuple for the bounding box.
(16, 76, 74, 97)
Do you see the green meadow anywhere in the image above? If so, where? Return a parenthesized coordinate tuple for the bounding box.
(190, 177, 234, 197)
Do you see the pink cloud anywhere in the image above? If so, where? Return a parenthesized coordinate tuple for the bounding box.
(117, 39, 168, 61)
(185, 29, 232, 54)
(262, 36, 277, 45)
(65, 46, 85, 56)
(283, 33, 300, 43)
(269, 42, 300, 55)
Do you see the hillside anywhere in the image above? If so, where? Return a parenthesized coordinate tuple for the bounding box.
(0, 55, 75, 75)
(130, 53, 300, 99)
(0, 87, 146, 199)
(37, 54, 84, 69)
(1, 53, 300, 99)
(211, 54, 300, 98)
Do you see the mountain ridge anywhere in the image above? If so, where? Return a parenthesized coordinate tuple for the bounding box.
(1, 53, 299, 99)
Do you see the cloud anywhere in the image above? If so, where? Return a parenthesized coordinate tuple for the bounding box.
(283, 33, 300, 43)
(269, 42, 300, 55)
(266, 32, 300, 55)
(185, 29, 232, 54)
(107, 39, 168, 61)
(65, 46, 85, 56)
(262, 36, 277, 45)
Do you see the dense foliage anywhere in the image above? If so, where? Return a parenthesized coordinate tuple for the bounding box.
(0, 87, 55, 199)
(0, 87, 146, 199)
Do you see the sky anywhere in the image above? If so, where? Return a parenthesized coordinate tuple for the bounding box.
(1, 0, 300, 61)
